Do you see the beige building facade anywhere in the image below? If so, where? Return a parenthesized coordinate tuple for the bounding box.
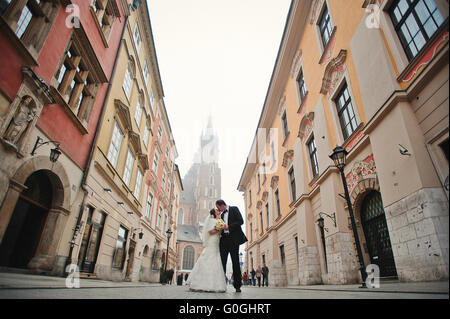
(69, 1, 181, 283)
(239, 0, 448, 286)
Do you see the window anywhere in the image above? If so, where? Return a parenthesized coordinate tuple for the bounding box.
(161, 171, 166, 189)
(134, 168, 143, 199)
(335, 83, 358, 140)
(152, 152, 159, 172)
(257, 172, 261, 192)
(260, 211, 264, 233)
(248, 189, 252, 206)
(265, 203, 269, 229)
(143, 123, 150, 148)
(210, 175, 214, 185)
(178, 208, 184, 225)
(112, 226, 128, 269)
(288, 167, 296, 202)
(122, 64, 133, 100)
(133, 23, 142, 53)
(297, 69, 307, 104)
(157, 125, 162, 141)
(123, 148, 135, 186)
(150, 87, 155, 110)
(134, 100, 142, 127)
(308, 136, 319, 178)
(182, 246, 195, 270)
(319, 5, 333, 48)
(107, 121, 123, 167)
(145, 192, 153, 218)
(91, 0, 116, 44)
(54, 43, 98, 122)
(280, 245, 286, 266)
(249, 223, 253, 242)
(390, 0, 445, 60)
(275, 189, 281, 218)
(157, 206, 162, 228)
(281, 111, 289, 140)
(143, 62, 149, 85)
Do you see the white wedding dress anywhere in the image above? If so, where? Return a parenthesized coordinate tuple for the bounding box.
(186, 215, 227, 292)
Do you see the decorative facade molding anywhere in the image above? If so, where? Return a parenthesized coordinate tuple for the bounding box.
(309, 0, 325, 24)
(290, 49, 303, 78)
(320, 49, 347, 95)
(270, 175, 279, 189)
(298, 112, 315, 140)
(282, 149, 294, 168)
(277, 96, 286, 115)
(345, 154, 377, 195)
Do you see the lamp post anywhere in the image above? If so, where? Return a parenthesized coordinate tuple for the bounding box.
(165, 227, 173, 274)
(329, 146, 367, 288)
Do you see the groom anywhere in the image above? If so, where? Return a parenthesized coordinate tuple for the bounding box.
(216, 199, 248, 292)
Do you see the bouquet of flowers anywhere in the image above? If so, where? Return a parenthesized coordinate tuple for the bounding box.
(215, 218, 226, 230)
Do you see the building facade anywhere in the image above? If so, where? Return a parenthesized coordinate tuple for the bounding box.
(238, 0, 448, 286)
(71, 0, 181, 283)
(0, 0, 127, 275)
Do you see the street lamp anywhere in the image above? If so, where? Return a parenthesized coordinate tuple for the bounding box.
(164, 227, 173, 274)
(31, 136, 61, 163)
(329, 146, 367, 288)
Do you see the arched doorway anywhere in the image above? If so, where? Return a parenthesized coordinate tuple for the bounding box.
(360, 191, 397, 278)
(0, 170, 53, 268)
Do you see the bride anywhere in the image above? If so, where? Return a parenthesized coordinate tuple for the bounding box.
(186, 208, 227, 292)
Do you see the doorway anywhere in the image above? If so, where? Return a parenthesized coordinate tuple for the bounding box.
(0, 170, 52, 268)
(360, 191, 397, 278)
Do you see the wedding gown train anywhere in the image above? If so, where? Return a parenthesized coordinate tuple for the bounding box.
(186, 215, 227, 293)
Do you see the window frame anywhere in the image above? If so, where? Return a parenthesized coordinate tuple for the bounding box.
(307, 135, 320, 178)
(107, 121, 124, 168)
(334, 83, 359, 141)
(389, 0, 445, 61)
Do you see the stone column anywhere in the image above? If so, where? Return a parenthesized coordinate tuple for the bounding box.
(28, 206, 70, 274)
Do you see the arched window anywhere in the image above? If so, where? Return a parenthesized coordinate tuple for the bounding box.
(182, 246, 195, 270)
(178, 208, 184, 225)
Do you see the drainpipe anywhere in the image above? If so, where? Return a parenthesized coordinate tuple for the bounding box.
(64, 15, 129, 275)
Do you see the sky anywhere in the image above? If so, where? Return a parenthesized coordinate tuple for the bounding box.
(147, 0, 292, 222)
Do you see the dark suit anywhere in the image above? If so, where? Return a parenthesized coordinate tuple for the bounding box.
(219, 206, 248, 289)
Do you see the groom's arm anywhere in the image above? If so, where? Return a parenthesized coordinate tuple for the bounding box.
(228, 207, 244, 232)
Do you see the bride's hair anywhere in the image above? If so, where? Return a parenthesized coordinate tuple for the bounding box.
(209, 209, 216, 217)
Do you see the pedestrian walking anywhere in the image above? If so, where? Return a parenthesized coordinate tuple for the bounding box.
(184, 273, 189, 285)
(262, 264, 269, 287)
(256, 266, 262, 287)
(251, 267, 256, 286)
(168, 268, 174, 285)
(243, 272, 248, 285)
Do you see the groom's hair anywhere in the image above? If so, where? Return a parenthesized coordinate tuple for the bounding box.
(216, 199, 226, 206)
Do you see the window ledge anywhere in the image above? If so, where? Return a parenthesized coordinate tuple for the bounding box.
(49, 85, 89, 135)
(397, 19, 449, 83)
(0, 17, 38, 66)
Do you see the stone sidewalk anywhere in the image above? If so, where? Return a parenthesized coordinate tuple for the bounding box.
(0, 271, 447, 296)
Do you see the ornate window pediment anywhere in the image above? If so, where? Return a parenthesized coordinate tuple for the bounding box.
(320, 49, 347, 95)
(114, 99, 132, 129)
(298, 112, 315, 140)
(282, 150, 294, 168)
(270, 175, 279, 189)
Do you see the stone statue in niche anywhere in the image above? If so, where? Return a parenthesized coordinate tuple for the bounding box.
(2, 96, 36, 147)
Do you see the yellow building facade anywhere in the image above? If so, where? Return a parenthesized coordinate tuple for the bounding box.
(71, 1, 181, 283)
(239, 0, 448, 286)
